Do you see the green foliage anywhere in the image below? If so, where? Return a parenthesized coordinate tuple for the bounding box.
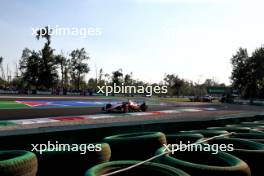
(112, 69, 123, 85)
(69, 48, 90, 90)
(55, 54, 68, 88)
(19, 48, 41, 88)
(231, 46, 264, 98)
(19, 26, 59, 89)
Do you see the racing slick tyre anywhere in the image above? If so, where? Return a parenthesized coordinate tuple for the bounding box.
(105, 104, 112, 112)
(106, 104, 112, 109)
(155, 147, 250, 176)
(203, 137, 264, 176)
(103, 132, 166, 160)
(85, 160, 191, 176)
(35, 143, 111, 176)
(180, 129, 229, 137)
(140, 103, 148, 112)
(165, 133, 204, 144)
(122, 105, 129, 113)
(0, 150, 38, 176)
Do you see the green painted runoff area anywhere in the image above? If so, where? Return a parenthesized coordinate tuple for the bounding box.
(0, 101, 30, 109)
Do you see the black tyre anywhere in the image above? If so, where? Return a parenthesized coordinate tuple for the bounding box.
(180, 129, 229, 137)
(122, 105, 128, 113)
(105, 104, 112, 112)
(226, 124, 264, 133)
(203, 137, 264, 176)
(36, 143, 111, 176)
(166, 133, 204, 144)
(103, 132, 166, 160)
(140, 103, 148, 112)
(0, 150, 38, 176)
(231, 132, 264, 143)
(155, 147, 250, 176)
(106, 104, 112, 109)
(85, 160, 191, 176)
(207, 126, 255, 133)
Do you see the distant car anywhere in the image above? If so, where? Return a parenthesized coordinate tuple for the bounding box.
(102, 100, 148, 113)
(192, 95, 213, 102)
(202, 95, 213, 102)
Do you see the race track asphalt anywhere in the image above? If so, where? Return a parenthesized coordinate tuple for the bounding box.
(0, 95, 264, 121)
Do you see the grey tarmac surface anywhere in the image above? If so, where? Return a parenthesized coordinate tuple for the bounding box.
(0, 95, 263, 122)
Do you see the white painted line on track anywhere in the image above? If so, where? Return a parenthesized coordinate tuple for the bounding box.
(10, 118, 59, 125)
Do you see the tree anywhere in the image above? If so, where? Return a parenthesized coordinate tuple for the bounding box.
(0, 56, 4, 80)
(19, 48, 41, 88)
(124, 72, 133, 85)
(36, 26, 58, 89)
(231, 48, 250, 97)
(0, 57, 4, 88)
(55, 54, 68, 88)
(164, 74, 185, 96)
(69, 48, 90, 90)
(203, 79, 219, 87)
(231, 46, 264, 98)
(112, 69, 123, 85)
(250, 47, 264, 98)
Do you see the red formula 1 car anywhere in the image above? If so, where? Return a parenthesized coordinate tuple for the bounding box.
(102, 100, 148, 113)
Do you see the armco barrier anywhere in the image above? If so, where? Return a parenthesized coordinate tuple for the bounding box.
(253, 100, 264, 106)
(0, 89, 19, 94)
(232, 99, 264, 106)
(36, 91, 52, 95)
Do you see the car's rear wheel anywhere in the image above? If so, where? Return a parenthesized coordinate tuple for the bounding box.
(140, 103, 148, 112)
(105, 104, 112, 112)
(122, 105, 128, 113)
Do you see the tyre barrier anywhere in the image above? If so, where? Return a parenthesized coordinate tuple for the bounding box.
(227, 124, 264, 129)
(85, 160, 191, 176)
(0, 150, 38, 176)
(155, 146, 251, 176)
(203, 137, 264, 176)
(231, 132, 264, 143)
(226, 124, 264, 133)
(36, 143, 111, 176)
(241, 122, 264, 125)
(103, 132, 166, 160)
(166, 133, 204, 144)
(180, 129, 229, 137)
(207, 126, 259, 133)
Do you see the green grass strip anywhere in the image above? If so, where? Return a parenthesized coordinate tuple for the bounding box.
(0, 101, 31, 109)
(0, 121, 17, 126)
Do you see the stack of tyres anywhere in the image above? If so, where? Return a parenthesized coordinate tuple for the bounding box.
(240, 122, 264, 132)
(85, 160, 191, 176)
(35, 143, 111, 176)
(226, 122, 264, 133)
(165, 133, 204, 144)
(202, 137, 264, 176)
(103, 132, 166, 161)
(154, 146, 251, 176)
(0, 150, 38, 176)
(207, 126, 258, 133)
(231, 132, 264, 143)
(180, 129, 229, 137)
